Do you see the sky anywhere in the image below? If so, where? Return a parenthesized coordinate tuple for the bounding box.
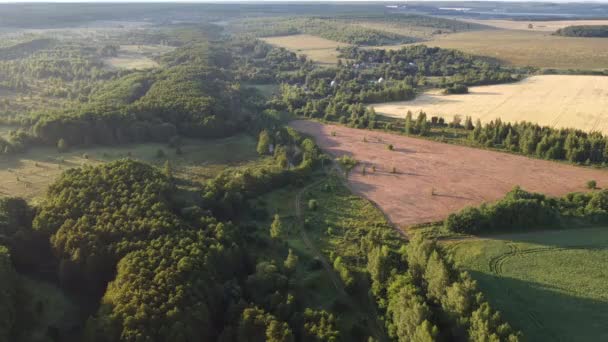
(1, 0, 607, 2)
(1, 0, 608, 3)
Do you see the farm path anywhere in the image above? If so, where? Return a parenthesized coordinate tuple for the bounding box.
(294, 174, 387, 341)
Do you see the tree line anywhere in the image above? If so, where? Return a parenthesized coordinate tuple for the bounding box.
(446, 186, 608, 234)
(469, 119, 608, 165)
(554, 25, 608, 37)
(368, 235, 521, 341)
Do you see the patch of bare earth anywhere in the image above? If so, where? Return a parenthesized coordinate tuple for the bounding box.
(291, 120, 608, 230)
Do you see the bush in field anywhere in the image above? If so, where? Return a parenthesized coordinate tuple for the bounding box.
(336, 155, 357, 172)
(57, 138, 68, 153)
(443, 83, 469, 95)
(587, 180, 597, 189)
(308, 199, 318, 211)
(387, 144, 394, 151)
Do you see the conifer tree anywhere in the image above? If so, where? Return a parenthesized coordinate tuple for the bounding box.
(404, 111, 413, 134)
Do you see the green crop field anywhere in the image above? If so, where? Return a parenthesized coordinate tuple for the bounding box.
(444, 227, 608, 341)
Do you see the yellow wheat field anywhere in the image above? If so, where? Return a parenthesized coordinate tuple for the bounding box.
(371, 75, 608, 134)
(460, 18, 608, 32)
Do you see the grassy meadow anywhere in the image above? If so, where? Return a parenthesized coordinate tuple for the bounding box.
(443, 227, 608, 341)
(253, 172, 398, 340)
(261, 34, 350, 65)
(0, 134, 260, 202)
(103, 44, 174, 70)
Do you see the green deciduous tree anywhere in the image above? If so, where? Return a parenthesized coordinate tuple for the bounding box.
(270, 214, 283, 239)
(424, 251, 451, 302)
(257, 130, 271, 155)
(283, 249, 298, 273)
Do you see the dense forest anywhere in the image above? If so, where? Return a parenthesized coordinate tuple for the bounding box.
(342, 13, 487, 33)
(230, 17, 414, 46)
(554, 25, 608, 37)
(0, 30, 261, 155)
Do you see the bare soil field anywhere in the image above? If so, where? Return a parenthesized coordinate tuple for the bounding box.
(461, 18, 608, 32)
(371, 75, 608, 134)
(261, 34, 350, 65)
(291, 120, 608, 229)
(375, 30, 608, 69)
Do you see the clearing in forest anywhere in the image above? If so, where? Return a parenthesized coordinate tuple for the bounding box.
(0, 134, 259, 202)
(103, 44, 174, 70)
(371, 75, 608, 135)
(261, 34, 350, 65)
(444, 227, 608, 341)
(291, 120, 608, 228)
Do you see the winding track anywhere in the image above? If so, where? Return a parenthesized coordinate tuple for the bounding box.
(293, 167, 387, 341)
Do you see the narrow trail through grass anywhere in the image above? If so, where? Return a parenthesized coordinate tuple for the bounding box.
(294, 166, 388, 341)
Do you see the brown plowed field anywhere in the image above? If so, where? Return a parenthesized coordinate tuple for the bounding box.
(291, 120, 608, 229)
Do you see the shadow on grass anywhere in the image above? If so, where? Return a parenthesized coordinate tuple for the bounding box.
(470, 270, 608, 342)
(481, 226, 608, 249)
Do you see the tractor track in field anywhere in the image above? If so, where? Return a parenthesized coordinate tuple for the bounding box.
(488, 244, 608, 276)
(486, 243, 608, 341)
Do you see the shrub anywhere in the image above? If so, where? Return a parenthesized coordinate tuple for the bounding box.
(156, 149, 165, 158)
(336, 155, 357, 172)
(57, 138, 68, 153)
(587, 180, 597, 189)
(443, 83, 469, 95)
(308, 199, 318, 211)
(387, 144, 394, 151)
